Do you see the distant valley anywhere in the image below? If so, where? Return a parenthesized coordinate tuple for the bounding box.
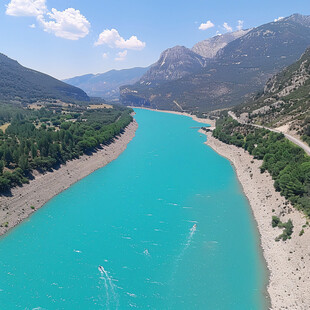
(64, 67, 148, 100)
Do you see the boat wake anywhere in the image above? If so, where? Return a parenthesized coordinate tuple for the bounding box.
(98, 275, 109, 309)
(171, 223, 198, 281)
(179, 223, 197, 258)
(98, 265, 119, 309)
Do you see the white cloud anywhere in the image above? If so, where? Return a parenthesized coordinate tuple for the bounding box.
(37, 8, 90, 40)
(95, 29, 145, 50)
(223, 22, 233, 32)
(29, 23, 36, 28)
(6, 0, 47, 17)
(198, 20, 214, 30)
(236, 20, 244, 30)
(115, 50, 127, 61)
(216, 30, 222, 36)
(102, 53, 109, 59)
(274, 16, 284, 22)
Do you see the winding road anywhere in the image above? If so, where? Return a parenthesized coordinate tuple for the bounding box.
(228, 111, 310, 155)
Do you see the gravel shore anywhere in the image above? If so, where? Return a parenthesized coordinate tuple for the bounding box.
(202, 131, 310, 310)
(0, 120, 138, 236)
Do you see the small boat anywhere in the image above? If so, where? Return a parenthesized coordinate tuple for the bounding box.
(98, 265, 105, 273)
(191, 224, 197, 231)
(143, 249, 150, 256)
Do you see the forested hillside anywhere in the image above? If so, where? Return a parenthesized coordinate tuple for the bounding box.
(0, 53, 89, 103)
(0, 104, 133, 192)
(234, 47, 310, 145)
(213, 116, 310, 217)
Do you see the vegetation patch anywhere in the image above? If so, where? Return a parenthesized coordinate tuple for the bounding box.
(0, 103, 133, 193)
(213, 116, 310, 216)
(271, 216, 294, 241)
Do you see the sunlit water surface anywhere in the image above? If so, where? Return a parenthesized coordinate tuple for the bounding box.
(0, 109, 267, 309)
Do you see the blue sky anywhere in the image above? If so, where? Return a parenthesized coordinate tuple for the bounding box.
(0, 0, 309, 79)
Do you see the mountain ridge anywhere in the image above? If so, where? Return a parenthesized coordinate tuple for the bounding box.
(0, 53, 89, 103)
(120, 14, 310, 112)
(64, 67, 148, 100)
(192, 29, 251, 58)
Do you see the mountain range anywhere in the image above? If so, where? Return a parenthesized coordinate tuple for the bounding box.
(64, 67, 148, 100)
(120, 14, 310, 113)
(0, 53, 89, 103)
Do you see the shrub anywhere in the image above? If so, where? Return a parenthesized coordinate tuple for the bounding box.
(272, 216, 280, 228)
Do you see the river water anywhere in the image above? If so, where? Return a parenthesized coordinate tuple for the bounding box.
(0, 109, 267, 309)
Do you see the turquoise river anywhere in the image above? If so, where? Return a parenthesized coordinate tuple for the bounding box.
(0, 109, 268, 309)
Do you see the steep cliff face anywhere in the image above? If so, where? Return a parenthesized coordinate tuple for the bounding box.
(192, 29, 250, 59)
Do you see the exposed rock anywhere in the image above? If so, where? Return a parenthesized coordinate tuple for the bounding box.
(285, 13, 310, 27)
(235, 47, 310, 139)
(139, 46, 207, 83)
(192, 29, 250, 58)
(264, 57, 310, 97)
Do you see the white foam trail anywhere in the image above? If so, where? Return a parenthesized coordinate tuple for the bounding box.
(98, 266, 120, 309)
(177, 224, 197, 261)
(101, 276, 109, 296)
(172, 223, 198, 278)
(104, 270, 114, 291)
(99, 276, 110, 309)
(101, 268, 119, 309)
(181, 224, 196, 255)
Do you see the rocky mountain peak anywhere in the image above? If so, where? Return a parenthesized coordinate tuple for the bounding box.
(284, 13, 310, 27)
(192, 29, 251, 58)
(139, 45, 207, 83)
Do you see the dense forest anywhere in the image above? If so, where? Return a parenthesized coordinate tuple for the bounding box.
(213, 116, 310, 217)
(0, 104, 133, 193)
